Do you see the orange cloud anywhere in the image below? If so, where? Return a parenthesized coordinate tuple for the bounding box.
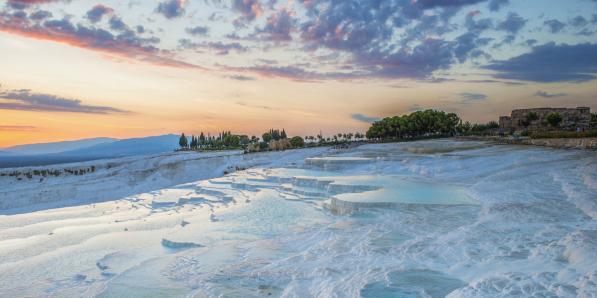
(0, 14, 205, 70)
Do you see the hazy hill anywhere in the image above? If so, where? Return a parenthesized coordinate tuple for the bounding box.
(0, 150, 17, 156)
(57, 134, 181, 157)
(5, 137, 117, 155)
(0, 134, 182, 168)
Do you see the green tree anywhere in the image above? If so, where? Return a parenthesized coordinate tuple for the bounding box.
(224, 134, 240, 147)
(179, 133, 188, 149)
(262, 132, 273, 143)
(458, 121, 472, 134)
(486, 121, 499, 129)
(271, 129, 281, 141)
(239, 135, 250, 147)
(546, 112, 563, 127)
(290, 136, 305, 148)
(190, 135, 197, 149)
(198, 132, 205, 149)
(445, 113, 460, 135)
(281, 129, 287, 139)
(367, 109, 462, 140)
(259, 141, 269, 150)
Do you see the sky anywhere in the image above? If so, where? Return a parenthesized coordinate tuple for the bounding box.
(0, 0, 596, 147)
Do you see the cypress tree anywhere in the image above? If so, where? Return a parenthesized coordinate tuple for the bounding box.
(179, 133, 188, 149)
(190, 135, 198, 149)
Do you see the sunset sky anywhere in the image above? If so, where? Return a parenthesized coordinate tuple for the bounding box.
(0, 0, 596, 147)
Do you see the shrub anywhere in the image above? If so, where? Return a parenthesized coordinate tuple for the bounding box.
(262, 132, 273, 143)
(546, 112, 563, 127)
(289, 136, 305, 148)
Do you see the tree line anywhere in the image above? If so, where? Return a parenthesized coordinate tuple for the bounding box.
(366, 109, 460, 140)
(178, 110, 509, 151)
(177, 109, 596, 152)
(179, 131, 250, 150)
(365, 109, 500, 140)
(178, 127, 369, 152)
(303, 132, 366, 144)
(261, 129, 287, 143)
(179, 128, 307, 151)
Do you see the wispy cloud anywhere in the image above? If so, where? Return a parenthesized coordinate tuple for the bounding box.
(457, 79, 525, 85)
(459, 92, 488, 103)
(535, 90, 568, 98)
(484, 43, 597, 82)
(228, 75, 256, 81)
(156, 0, 186, 19)
(231, 0, 262, 27)
(85, 4, 113, 23)
(351, 113, 380, 123)
(219, 64, 360, 82)
(0, 12, 203, 70)
(186, 26, 209, 36)
(544, 19, 566, 33)
(179, 39, 248, 55)
(0, 89, 129, 114)
(497, 12, 527, 34)
(253, 8, 294, 41)
(488, 0, 510, 12)
(7, 0, 64, 9)
(0, 125, 36, 131)
(236, 101, 276, 110)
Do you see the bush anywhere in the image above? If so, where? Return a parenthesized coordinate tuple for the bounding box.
(546, 112, 563, 127)
(262, 132, 273, 143)
(289, 136, 305, 148)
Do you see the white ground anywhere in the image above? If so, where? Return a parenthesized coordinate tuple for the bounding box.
(0, 141, 595, 297)
(0, 148, 328, 211)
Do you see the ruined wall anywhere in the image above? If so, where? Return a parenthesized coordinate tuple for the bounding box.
(499, 107, 591, 131)
(499, 116, 512, 130)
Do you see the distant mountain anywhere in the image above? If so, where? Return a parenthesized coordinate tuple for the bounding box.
(0, 150, 17, 156)
(0, 134, 181, 168)
(5, 137, 117, 155)
(56, 134, 181, 158)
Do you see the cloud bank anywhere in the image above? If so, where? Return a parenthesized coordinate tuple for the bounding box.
(0, 89, 128, 114)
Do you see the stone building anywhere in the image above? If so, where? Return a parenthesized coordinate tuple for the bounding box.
(499, 107, 591, 132)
